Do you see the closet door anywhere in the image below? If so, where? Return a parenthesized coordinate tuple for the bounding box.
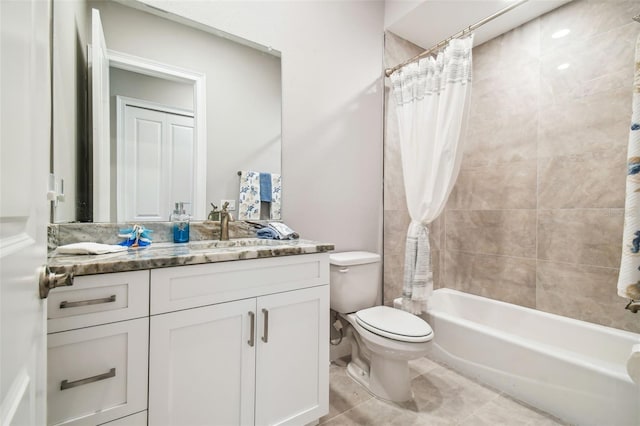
(255, 286, 329, 426)
(149, 298, 256, 426)
(118, 102, 194, 222)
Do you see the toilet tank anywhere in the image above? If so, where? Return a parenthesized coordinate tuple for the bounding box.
(329, 251, 381, 314)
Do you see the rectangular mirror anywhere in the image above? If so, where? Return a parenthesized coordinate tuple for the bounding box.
(52, 0, 282, 223)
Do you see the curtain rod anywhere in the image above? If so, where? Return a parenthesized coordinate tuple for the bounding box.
(385, 0, 529, 78)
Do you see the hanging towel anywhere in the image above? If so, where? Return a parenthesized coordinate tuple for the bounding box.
(238, 171, 261, 220)
(270, 173, 282, 220)
(402, 221, 432, 314)
(260, 172, 272, 202)
(617, 34, 640, 301)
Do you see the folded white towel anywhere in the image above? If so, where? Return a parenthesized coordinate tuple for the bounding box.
(57, 242, 127, 255)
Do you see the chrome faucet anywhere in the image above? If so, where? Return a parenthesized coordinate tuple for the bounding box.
(220, 201, 233, 241)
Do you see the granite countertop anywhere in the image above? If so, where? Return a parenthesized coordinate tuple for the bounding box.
(48, 238, 335, 276)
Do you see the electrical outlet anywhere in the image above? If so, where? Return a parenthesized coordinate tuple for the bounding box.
(221, 199, 236, 211)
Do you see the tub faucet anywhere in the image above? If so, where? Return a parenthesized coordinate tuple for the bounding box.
(220, 201, 233, 241)
(625, 299, 640, 314)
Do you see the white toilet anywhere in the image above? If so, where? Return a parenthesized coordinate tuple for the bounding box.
(330, 251, 434, 402)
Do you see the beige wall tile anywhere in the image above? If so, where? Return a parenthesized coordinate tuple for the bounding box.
(539, 1, 639, 49)
(462, 111, 538, 168)
(444, 249, 537, 308)
(383, 252, 405, 304)
(538, 88, 631, 159)
(539, 22, 637, 105)
(538, 149, 626, 209)
(537, 261, 639, 332)
(383, 209, 411, 254)
(448, 162, 537, 210)
(445, 210, 537, 258)
(537, 209, 624, 268)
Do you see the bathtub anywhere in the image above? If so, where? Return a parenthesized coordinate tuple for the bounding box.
(422, 289, 640, 426)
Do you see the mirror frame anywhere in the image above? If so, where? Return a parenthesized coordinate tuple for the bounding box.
(100, 48, 207, 220)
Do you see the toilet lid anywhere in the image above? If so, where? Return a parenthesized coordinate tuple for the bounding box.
(355, 306, 433, 343)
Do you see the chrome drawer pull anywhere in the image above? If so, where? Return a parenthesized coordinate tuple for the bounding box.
(248, 311, 255, 347)
(59, 294, 116, 309)
(261, 308, 269, 343)
(60, 367, 116, 391)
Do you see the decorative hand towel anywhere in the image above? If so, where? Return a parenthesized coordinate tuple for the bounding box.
(257, 227, 279, 239)
(259, 172, 272, 202)
(57, 242, 127, 255)
(617, 34, 640, 301)
(270, 173, 282, 220)
(239, 170, 261, 220)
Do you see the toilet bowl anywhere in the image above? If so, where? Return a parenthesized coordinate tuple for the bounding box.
(329, 252, 434, 402)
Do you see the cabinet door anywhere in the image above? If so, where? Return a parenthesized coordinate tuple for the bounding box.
(255, 286, 329, 426)
(149, 299, 256, 426)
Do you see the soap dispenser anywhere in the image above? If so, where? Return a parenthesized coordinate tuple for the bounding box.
(171, 202, 190, 243)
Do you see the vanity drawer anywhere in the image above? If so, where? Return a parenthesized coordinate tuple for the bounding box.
(47, 318, 149, 426)
(151, 253, 329, 314)
(48, 270, 149, 333)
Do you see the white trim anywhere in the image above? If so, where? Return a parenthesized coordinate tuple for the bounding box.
(96, 48, 207, 220)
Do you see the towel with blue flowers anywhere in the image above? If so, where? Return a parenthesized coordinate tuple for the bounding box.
(238, 170, 282, 220)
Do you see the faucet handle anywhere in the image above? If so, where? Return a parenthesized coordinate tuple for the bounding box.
(221, 201, 229, 212)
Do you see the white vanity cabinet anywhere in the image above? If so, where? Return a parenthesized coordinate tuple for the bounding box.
(46, 271, 150, 426)
(148, 254, 330, 426)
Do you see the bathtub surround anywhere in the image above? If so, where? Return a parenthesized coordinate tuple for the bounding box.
(384, 0, 640, 333)
(617, 34, 640, 301)
(389, 36, 474, 314)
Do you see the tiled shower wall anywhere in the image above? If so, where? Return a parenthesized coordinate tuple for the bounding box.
(383, 0, 640, 333)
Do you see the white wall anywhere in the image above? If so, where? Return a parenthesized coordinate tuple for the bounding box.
(138, 0, 385, 253)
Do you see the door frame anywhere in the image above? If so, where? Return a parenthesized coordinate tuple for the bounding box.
(102, 49, 207, 220)
(116, 96, 197, 222)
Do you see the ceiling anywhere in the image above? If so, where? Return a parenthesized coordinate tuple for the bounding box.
(385, 0, 572, 50)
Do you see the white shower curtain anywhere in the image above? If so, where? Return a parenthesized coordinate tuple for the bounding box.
(390, 36, 474, 314)
(617, 34, 640, 302)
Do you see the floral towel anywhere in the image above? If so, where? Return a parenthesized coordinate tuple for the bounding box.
(238, 171, 282, 220)
(270, 173, 282, 220)
(617, 34, 640, 301)
(239, 171, 260, 220)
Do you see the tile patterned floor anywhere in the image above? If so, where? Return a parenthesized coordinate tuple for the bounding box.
(319, 356, 568, 426)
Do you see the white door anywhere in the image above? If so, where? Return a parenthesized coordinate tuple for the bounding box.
(91, 8, 111, 222)
(255, 286, 329, 426)
(0, 0, 50, 424)
(118, 102, 195, 222)
(149, 299, 256, 426)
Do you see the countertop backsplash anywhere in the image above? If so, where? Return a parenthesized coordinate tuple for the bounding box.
(48, 221, 258, 251)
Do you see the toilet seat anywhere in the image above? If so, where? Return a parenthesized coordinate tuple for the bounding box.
(355, 306, 433, 343)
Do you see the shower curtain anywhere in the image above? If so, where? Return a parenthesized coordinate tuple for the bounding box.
(617, 34, 640, 301)
(390, 36, 473, 314)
